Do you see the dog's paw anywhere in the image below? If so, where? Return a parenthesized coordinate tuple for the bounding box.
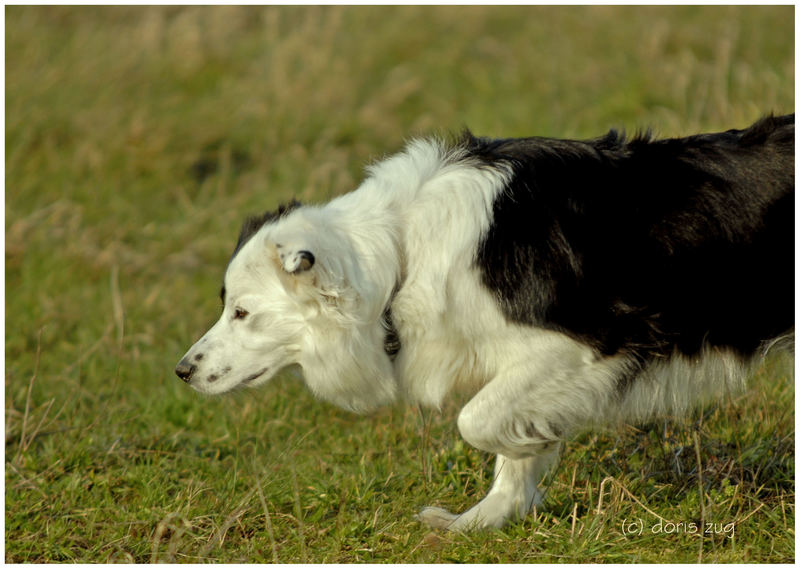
(415, 506, 460, 529)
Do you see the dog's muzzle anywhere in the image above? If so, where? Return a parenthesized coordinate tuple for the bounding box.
(174, 358, 196, 383)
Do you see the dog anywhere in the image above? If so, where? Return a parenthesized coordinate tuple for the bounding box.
(176, 114, 794, 531)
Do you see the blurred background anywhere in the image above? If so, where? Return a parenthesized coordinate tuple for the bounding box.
(5, 6, 794, 563)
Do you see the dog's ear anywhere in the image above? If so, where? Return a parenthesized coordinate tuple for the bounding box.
(268, 234, 349, 307)
(266, 220, 319, 278)
(278, 247, 315, 274)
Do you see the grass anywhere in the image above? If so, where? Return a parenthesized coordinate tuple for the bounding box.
(5, 5, 794, 563)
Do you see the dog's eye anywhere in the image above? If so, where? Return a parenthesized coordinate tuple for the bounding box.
(233, 308, 249, 320)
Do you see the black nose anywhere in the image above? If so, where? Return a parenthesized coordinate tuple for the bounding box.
(175, 359, 197, 383)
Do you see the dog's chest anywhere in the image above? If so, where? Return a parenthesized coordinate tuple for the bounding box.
(389, 266, 511, 406)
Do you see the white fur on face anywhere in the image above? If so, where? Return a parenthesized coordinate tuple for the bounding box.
(178, 208, 399, 412)
(178, 237, 307, 395)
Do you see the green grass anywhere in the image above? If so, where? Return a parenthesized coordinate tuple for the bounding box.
(5, 6, 794, 563)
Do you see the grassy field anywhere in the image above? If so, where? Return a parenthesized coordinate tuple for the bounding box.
(5, 6, 794, 563)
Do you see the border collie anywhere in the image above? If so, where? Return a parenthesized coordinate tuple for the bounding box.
(176, 115, 794, 531)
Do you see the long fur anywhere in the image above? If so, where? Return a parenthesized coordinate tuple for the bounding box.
(176, 114, 794, 531)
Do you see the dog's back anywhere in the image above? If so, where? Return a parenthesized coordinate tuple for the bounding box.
(471, 115, 793, 362)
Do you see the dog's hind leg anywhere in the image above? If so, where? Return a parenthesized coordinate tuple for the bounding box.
(417, 449, 559, 530)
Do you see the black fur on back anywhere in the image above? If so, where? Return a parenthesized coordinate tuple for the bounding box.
(468, 115, 794, 365)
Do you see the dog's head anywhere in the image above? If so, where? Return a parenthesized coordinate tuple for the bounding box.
(175, 201, 398, 413)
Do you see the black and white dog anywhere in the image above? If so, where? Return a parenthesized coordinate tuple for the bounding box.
(176, 115, 794, 531)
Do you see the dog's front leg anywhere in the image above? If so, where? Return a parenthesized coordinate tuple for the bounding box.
(416, 362, 565, 531)
(417, 450, 559, 530)
(416, 335, 620, 531)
